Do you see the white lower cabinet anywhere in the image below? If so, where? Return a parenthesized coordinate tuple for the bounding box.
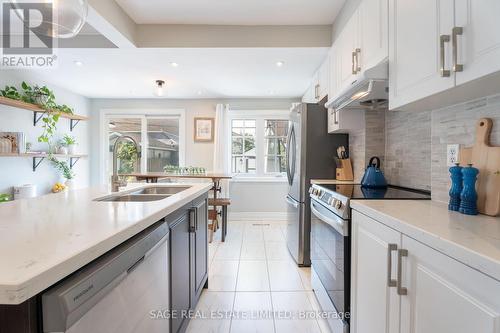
(351, 210, 400, 333)
(351, 210, 500, 333)
(400, 235, 500, 333)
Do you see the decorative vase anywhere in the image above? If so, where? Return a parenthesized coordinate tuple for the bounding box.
(448, 164, 463, 211)
(459, 164, 479, 215)
(68, 144, 76, 155)
(0, 138, 12, 154)
(58, 146, 68, 155)
(65, 179, 75, 189)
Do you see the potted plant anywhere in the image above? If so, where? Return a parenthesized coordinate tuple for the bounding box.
(49, 157, 75, 188)
(0, 194, 11, 203)
(60, 134, 77, 154)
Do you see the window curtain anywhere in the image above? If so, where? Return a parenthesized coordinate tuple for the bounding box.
(213, 104, 230, 197)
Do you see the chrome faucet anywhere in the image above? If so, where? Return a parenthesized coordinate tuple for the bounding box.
(111, 135, 140, 192)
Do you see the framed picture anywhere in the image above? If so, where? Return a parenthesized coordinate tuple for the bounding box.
(194, 117, 214, 142)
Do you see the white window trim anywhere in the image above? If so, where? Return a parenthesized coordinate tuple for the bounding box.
(99, 108, 186, 185)
(227, 109, 290, 181)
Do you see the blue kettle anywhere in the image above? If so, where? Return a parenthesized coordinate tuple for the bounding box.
(361, 157, 388, 188)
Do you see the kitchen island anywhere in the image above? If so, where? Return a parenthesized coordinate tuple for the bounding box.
(0, 183, 212, 333)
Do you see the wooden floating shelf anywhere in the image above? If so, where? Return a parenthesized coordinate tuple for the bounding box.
(0, 153, 87, 171)
(0, 96, 88, 130)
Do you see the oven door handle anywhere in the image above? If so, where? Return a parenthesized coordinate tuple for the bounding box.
(311, 201, 349, 237)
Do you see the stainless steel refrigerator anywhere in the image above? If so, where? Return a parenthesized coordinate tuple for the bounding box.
(285, 103, 348, 266)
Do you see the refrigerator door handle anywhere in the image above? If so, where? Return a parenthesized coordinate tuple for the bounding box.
(286, 196, 299, 208)
(289, 126, 297, 185)
(286, 124, 294, 185)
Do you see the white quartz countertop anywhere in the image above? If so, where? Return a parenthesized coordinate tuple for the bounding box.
(351, 200, 500, 282)
(0, 182, 212, 305)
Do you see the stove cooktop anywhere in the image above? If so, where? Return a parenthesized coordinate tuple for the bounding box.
(316, 184, 431, 200)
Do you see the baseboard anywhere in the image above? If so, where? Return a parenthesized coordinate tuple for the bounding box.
(228, 212, 288, 221)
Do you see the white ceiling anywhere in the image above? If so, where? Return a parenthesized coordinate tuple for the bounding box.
(25, 47, 329, 98)
(115, 0, 346, 25)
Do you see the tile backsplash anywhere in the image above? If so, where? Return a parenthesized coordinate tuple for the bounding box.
(349, 92, 500, 202)
(431, 94, 500, 202)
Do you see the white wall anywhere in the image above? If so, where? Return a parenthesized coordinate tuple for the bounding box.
(90, 98, 298, 215)
(0, 71, 90, 195)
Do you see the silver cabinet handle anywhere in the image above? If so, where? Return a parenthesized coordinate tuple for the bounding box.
(387, 244, 398, 287)
(189, 208, 196, 233)
(334, 109, 339, 125)
(397, 249, 408, 295)
(440, 34, 451, 77)
(352, 50, 357, 74)
(315, 84, 320, 99)
(452, 26, 464, 72)
(355, 48, 361, 73)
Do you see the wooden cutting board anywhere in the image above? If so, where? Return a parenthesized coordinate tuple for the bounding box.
(459, 118, 500, 216)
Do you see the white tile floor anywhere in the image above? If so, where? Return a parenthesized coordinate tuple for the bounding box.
(186, 220, 330, 333)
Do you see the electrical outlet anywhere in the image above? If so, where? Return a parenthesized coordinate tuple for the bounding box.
(447, 144, 461, 166)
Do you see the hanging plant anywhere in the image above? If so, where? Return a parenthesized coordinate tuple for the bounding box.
(2, 82, 75, 148)
(48, 156, 75, 180)
(0, 86, 22, 100)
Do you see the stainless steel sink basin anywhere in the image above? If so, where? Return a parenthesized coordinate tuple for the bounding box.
(95, 185, 191, 202)
(132, 186, 191, 195)
(97, 194, 170, 202)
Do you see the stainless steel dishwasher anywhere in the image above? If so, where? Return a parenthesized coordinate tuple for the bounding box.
(42, 222, 170, 333)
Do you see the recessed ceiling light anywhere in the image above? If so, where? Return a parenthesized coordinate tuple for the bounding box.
(74, 60, 83, 67)
(170, 62, 179, 67)
(276, 61, 284, 67)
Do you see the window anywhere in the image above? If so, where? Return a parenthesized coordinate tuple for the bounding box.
(264, 120, 288, 173)
(231, 120, 256, 174)
(229, 111, 289, 178)
(105, 113, 184, 183)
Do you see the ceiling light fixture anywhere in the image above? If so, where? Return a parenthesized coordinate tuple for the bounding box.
(276, 61, 284, 67)
(74, 60, 83, 67)
(11, 0, 88, 38)
(197, 91, 203, 95)
(155, 80, 166, 96)
(170, 62, 179, 67)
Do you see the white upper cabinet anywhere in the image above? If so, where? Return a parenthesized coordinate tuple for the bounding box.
(329, 0, 388, 104)
(389, 0, 500, 110)
(317, 55, 330, 101)
(336, 11, 360, 94)
(302, 56, 329, 103)
(454, 0, 500, 86)
(358, 0, 389, 71)
(389, 0, 455, 110)
(302, 72, 319, 103)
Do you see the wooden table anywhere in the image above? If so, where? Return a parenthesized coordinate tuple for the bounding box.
(123, 173, 232, 240)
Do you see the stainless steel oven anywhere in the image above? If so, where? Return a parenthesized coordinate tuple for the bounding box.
(310, 196, 350, 333)
(308, 182, 431, 333)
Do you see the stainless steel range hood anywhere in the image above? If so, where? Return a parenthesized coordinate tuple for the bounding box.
(326, 61, 388, 111)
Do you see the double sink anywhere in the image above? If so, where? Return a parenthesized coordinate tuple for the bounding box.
(96, 186, 191, 202)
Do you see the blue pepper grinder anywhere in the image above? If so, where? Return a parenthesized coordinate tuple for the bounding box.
(459, 164, 479, 215)
(448, 163, 463, 211)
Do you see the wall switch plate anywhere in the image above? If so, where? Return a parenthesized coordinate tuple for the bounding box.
(447, 144, 461, 166)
